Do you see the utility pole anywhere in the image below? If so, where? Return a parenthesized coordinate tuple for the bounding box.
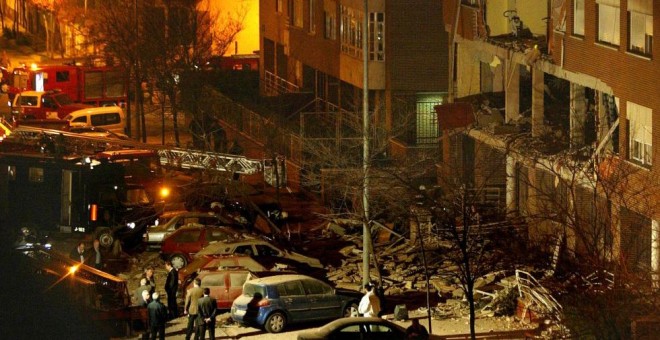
(361, 0, 372, 287)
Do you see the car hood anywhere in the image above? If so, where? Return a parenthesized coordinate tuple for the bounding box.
(283, 250, 323, 268)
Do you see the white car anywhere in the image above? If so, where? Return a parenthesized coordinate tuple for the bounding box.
(196, 238, 323, 268)
(143, 210, 240, 248)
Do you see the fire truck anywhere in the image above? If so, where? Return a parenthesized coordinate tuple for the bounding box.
(0, 126, 274, 248)
(10, 63, 128, 107)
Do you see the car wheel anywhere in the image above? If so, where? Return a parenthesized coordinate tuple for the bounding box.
(169, 254, 187, 269)
(95, 227, 114, 249)
(343, 302, 359, 318)
(264, 312, 286, 333)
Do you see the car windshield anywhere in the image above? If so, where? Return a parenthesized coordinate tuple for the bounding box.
(19, 95, 38, 106)
(242, 283, 266, 297)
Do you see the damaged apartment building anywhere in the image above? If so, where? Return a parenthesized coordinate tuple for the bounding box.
(258, 0, 659, 280)
(440, 0, 659, 279)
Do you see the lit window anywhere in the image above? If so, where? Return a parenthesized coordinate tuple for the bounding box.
(573, 0, 585, 36)
(628, 0, 653, 56)
(308, 0, 315, 33)
(369, 12, 385, 61)
(29, 167, 44, 182)
(7, 165, 15, 181)
(340, 5, 363, 58)
(325, 11, 336, 40)
(295, 0, 303, 28)
(276, 0, 283, 13)
(597, 0, 620, 46)
(627, 102, 652, 166)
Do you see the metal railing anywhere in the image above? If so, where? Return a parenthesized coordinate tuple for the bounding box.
(264, 71, 299, 95)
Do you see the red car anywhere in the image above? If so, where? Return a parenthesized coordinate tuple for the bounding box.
(160, 224, 246, 269)
(178, 254, 268, 288)
(182, 267, 295, 310)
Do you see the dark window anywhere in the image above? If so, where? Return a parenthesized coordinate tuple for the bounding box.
(56, 71, 70, 82)
(172, 230, 201, 243)
(277, 280, 304, 296)
(302, 279, 331, 295)
(256, 244, 280, 256)
(234, 245, 253, 255)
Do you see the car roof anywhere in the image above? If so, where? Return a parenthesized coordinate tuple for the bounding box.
(244, 274, 315, 285)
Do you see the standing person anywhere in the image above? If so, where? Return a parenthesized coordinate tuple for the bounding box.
(143, 266, 156, 291)
(147, 292, 168, 340)
(69, 242, 87, 264)
(91, 239, 103, 270)
(140, 290, 152, 340)
(357, 282, 381, 317)
(135, 278, 153, 306)
(405, 318, 429, 340)
(197, 288, 217, 340)
(165, 261, 179, 319)
(183, 278, 204, 340)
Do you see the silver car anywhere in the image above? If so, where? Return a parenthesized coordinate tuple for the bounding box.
(143, 211, 236, 248)
(195, 238, 323, 268)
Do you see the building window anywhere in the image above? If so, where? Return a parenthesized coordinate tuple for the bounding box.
(573, 0, 585, 36)
(627, 102, 652, 166)
(308, 0, 315, 33)
(29, 167, 44, 183)
(294, 0, 303, 28)
(628, 0, 653, 56)
(7, 165, 15, 181)
(368, 12, 384, 61)
(325, 11, 336, 40)
(340, 5, 363, 58)
(596, 0, 620, 46)
(276, 0, 283, 13)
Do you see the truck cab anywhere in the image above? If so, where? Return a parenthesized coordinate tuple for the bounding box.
(11, 90, 90, 120)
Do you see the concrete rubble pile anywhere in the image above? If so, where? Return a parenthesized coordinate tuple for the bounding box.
(323, 222, 528, 322)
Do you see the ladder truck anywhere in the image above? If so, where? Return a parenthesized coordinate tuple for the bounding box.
(0, 126, 286, 247)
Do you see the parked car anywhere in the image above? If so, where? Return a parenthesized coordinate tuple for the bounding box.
(67, 126, 129, 140)
(183, 267, 295, 310)
(160, 224, 247, 269)
(230, 274, 361, 333)
(296, 317, 435, 340)
(178, 254, 268, 289)
(12, 90, 90, 119)
(195, 238, 323, 269)
(144, 211, 238, 249)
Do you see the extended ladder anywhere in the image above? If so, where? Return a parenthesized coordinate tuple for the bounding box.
(6, 126, 264, 175)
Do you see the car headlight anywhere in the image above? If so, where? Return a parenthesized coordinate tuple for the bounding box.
(127, 222, 136, 229)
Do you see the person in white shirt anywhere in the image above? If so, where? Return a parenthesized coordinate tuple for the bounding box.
(357, 282, 381, 317)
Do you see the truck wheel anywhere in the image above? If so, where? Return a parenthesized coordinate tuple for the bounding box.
(169, 254, 187, 269)
(95, 227, 115, 249)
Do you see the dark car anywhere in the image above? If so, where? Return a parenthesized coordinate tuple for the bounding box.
(296, 317, 426, 340)
(160, 224, 248, 269)
(230, 274, 361, 333)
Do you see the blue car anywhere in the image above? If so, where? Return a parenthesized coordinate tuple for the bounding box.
(231, 274, 362, 333)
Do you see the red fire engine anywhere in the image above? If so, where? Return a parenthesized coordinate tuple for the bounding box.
(10, 63, 128, 107)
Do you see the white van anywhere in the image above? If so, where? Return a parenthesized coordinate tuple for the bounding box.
(64, 106, 126, 134)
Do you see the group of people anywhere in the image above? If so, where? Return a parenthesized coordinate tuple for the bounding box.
(68, 239, 104, 270)
(358, 282, 429, 340)
(134, 261, 217, 340)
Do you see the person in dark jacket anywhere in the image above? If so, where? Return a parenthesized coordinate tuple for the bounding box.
(197, 288, 217, 340)
(69, 242, 87, 263)
(147, 292, 168, 340)
(165, 261, 179, 319)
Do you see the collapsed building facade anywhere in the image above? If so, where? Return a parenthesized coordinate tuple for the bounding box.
(441, 0, 659, 279)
